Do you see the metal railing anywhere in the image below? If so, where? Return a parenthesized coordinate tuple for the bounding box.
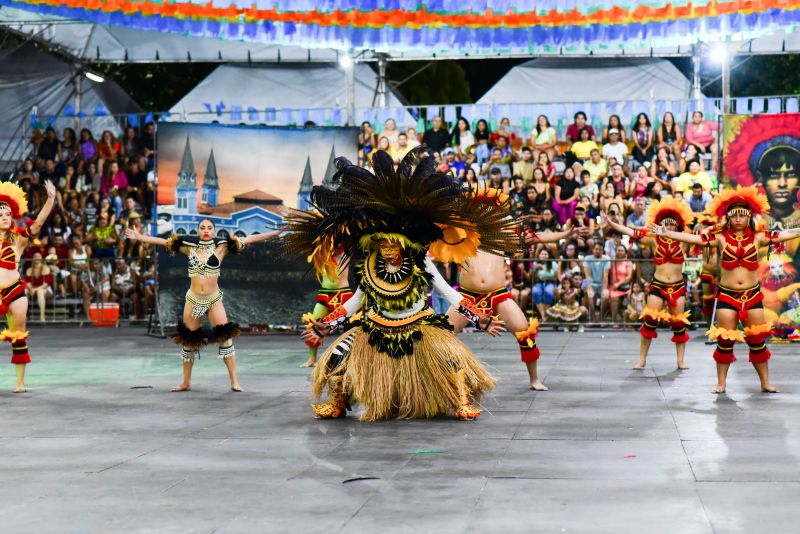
(10, 256, 156, 325)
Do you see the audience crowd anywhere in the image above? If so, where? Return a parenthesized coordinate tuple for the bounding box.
(11, 122, 158, 321)
(8, 110, 720, 325)
(359, 110, 719, 328)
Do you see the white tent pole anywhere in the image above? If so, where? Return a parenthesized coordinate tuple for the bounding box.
(377, 53, 388, 108)
(345, 60, 355, 126)
(692, 45, 702, 103)
(74, 73, 82, 129)
(721, 44, 731, 114)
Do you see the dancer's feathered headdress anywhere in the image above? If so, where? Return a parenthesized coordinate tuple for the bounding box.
(0, 182, 28, 219)
(279, 147, 520, 278)
(706, 185, 770, 220)
(645, 196, 694, 230)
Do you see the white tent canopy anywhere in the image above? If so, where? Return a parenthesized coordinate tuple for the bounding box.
(168, 63, 416, 126)
(3, 6, 800, 63)
(478, 58, 695, 105)
(0, 41, 141, 164)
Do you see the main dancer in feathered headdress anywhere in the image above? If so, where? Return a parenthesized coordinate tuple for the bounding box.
(0, 180, 57, 392)
(602, 196, 695, 370)
(649, 185, 800, 393)
(281, 147, 520, 421)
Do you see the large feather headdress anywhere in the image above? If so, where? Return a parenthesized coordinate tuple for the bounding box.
(279, 147, 520, 278)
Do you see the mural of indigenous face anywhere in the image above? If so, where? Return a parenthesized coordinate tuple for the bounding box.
(755, 145, 800, 216)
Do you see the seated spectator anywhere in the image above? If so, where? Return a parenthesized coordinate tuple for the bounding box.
(651, 146, 678, 191)
(126, 160, 149, 214)
(118, 213, 146, 259)
(481, 148, 511, 181)
(533, 207, 561, 258)
(536, 152, 557, 184)
(25, 252, 53, 322)
(444, 148, 466, 179)
(547, 276, 588, 330)
(687, 182, 712, 213)
(491, 117, 518, 146)
(39, 159, 57, 182)
(463, 167, 480, 188)
(631, 112, 655, 167)
(44, 246, 67, 298)
(684, 111, 718, 169)
(674, 158, 713, 194)
(509, 177, 528, 218)
(635, 245, 655, 287)
(82, 258, 111, 319)
(628, 165, 653, 201)
(78, 128, 99, 168)
(566, 111, 595, 143)
(406, 127, 420, 147)
(578, 169, 599, 207)
(97, 196, 116, 227)
(422, 116, 450, 153)
(494, 135, 516, 163)
(44, 212, 71, 242)
(582, 149, 608, 185)
(67, 233, 91, 297)
(604, 231, 623, 260)
(602, 114, 628, 144)
(625, 281, 647, 324)
(579, 194, 599, 220)
(485, 168, 509, 194)
(60, 128, 79, 172)
(607, 244, 634, 327)
(531, 248, 558, 319)
(120, 197, 143, 227)
(529, 114, 558, 162)
(100, 160, 129, 218)
(567, 127, 599, 167)
(141, 122, 157, 170)
(601, 129, 629, 171)
(122, 126, 144, 169)
(559, 242, 583, 280)
(37, 127, 60, 165)
(565, 204, 595, 254)
(552, 167, 580, 225)
(110, 258, 139, 317)
(88, 213, 118, 259)
(369, 137, 392, 168)
(16, 158, 38, 184)
(513, 146, 535, 183)
(584, 243, 610, 323)
(599, 181, 625, 216)
(626, 198, 647, 227)
(473, 119, 491, 165)
(451, 117, 475, 154)
(530, 167, 551, 203)
(603, 163, 629, 199)
(378, 118, 400, 148)
(679, 144, 700, 174)
(657, 111, 683, 161)
(97, 130, 123, 172)
(392, 132, 414, 165)
(510, 259, 533, 314)
(521, 186, 546, 224)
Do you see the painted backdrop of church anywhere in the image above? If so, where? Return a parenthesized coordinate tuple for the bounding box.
(170, 136, 337, 237)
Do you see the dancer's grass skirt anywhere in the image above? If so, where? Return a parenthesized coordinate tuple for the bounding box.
(311, 325, 496, 421)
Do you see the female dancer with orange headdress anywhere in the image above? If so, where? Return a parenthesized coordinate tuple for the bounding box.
(602, 197, 695, 370)
(0, 180, 57, 392)
(650, 186, 800, 393)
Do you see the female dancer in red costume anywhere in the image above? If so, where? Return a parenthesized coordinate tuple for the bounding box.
(0, 181, 57, 392)
(650, 186, 800, 393)
(602, 197, 694, 370)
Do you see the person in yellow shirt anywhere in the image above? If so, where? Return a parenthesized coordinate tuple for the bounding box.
(570, 127, 599, 163)
(512, 146, 535, 183)
(674, 158, 713, 194)
(391, 132, 414, 165)
(582, 149, 608, 185)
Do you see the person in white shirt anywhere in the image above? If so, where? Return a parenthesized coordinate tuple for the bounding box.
(601, 129, 629, 171)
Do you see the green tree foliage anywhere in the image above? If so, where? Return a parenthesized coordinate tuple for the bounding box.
(90, 63, 217, 111)
(387, 60, 471, 105)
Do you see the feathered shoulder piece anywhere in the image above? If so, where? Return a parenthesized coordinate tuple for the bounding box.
(278, 147, 519, 277)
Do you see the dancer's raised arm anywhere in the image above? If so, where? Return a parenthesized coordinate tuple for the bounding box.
(759, 226, 800, 246)
(650, 222, 709, 246)
(124, 227, 170, 247)
(242, 227, 285, 245)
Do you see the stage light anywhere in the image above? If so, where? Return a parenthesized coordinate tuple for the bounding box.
(338, 55, 353, 69)
(709, 43, 728, 64)
(85, 71, 105, 83)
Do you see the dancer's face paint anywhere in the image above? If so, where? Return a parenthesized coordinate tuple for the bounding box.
(378, 240, 402, 263)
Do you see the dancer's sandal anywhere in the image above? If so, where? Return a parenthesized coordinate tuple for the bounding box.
(454, 404, 481, 421)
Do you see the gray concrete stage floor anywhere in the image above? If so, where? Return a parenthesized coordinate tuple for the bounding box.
(1, 326, 799, 533)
